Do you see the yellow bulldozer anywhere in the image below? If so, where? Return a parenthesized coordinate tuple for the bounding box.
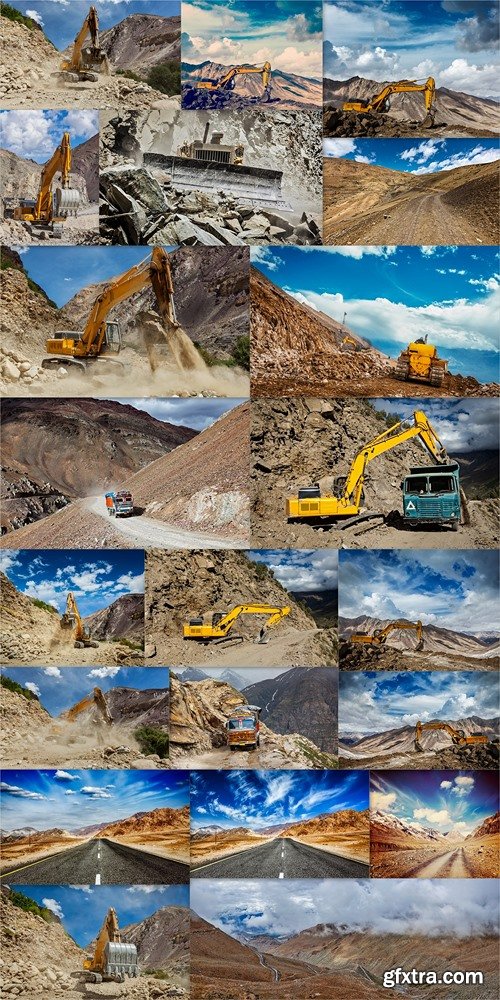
(350, 619, 424, 651)
(83, 907, 138, 984)
(414, 721, 489, 752)
(12, 132, 80, 238)
(183, 604, 290, 647)
(394, 336, 448, 387)
(342, 77, 436, 127)
(60, 592, 99, 649)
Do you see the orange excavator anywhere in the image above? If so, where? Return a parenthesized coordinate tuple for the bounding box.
(60, 4, 109, 82)
(64, 687, 112, 724)
(342, 77, 436, 126)
(414, 721, 489, 752)
(13, 132, 80, 237)
(196, 62, 272, 100)
(350, 619, 424, 651)
(60, 592, 99, 649)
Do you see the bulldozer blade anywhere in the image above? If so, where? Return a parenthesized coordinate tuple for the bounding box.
(144, 152, 290, 210)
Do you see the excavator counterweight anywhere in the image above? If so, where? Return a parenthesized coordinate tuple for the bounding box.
(12, 132, 80, 238)
(342, 77, 436, 127)
(414, 720, 489, 752)
(42, 247, 178, 373)
(183, 604, 290, 646)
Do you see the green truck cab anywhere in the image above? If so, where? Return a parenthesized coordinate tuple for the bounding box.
(401, 462, 461, 530)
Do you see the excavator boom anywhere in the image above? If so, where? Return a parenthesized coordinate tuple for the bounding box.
(350, 619, 424, 649)
(342, 77, 436, 126)
(414, 720, 489, 751)
(61, 4, 108, 78)
(13, 132, 80, 230)
(196, 62, 272, 98)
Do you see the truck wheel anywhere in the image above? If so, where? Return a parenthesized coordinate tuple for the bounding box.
(451, 521, 459, 531)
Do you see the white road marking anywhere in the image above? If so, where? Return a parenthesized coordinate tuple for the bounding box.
(95, 874, 101, 885)
(279, 872, 284, 878)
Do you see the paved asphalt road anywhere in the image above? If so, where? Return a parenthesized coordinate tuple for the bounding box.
(1, 838, 188, 884)
(191, 836, 369, 878)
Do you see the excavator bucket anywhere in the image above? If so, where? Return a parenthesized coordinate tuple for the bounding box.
(421, 111, 436, 128)
(415, 639, 425, 652)
(414, 740, 424, 752)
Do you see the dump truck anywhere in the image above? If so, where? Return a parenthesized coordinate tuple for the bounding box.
(183, 604, 290, 647)
(105, 491, 134, 517)
(342, 77, 436, 126)
(83, 907, 138, 983)
(414, 721, 489, 752)
(226, 704, 262, 751)
(42, 247, 177, 373)
(286, 409, 461, 530)
(395, 336, 448, 387)
(350, 619, 424, 650)
(60, 592, 99, 649)
(60, 4, 109, 82)
(13, 132, 80, 238)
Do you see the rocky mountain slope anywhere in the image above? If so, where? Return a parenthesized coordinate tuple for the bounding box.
(250, 396, 498, 550)
(0, 133, 98, 204)
(169, 672, 336, 769)
(324, 157, 500, 246)
(250, 266, 495, 398)
(71, 133, 99, 202)
(120, 905, 189, 979)
(100, 14, 181, 76)
(1, 397, 196, 532)
(324, 76, 500, 137)
(95, 805, 189, 842)
(83, 593, 144, 643)
(182, 61, 322, 109)
(242, 667, 338, 752)
(0, 570, 144, 667)
(340, 714, 499, 758)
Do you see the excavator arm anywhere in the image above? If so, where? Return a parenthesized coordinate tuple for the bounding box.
(65, 687, 113, 724)
(34, 132, 72, 221)
(197, 62, 272, 96)
(83, 907, 138, 983)
(61, 5, 106, 75)
(414, 720, 488, 751)
(214, 604, 290, 635)
(343, 77, 436, 125)
(351, 619, 424, 649)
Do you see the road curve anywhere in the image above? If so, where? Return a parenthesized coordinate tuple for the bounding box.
(86, 496, 245, 550)
(1, 838, 189, 885)
(191, 836, 369, 878)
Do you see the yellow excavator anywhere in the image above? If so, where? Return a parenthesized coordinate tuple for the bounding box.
(83, 907, 138, 984)
(60, 4, 109, 82)
(343, 77, 436, 127)
(13, 133, 80, 238)
(60, 592, 99, 649)
(350, 619, 424, 651)
(196, 62, 272, 100)
(64, 686, 113, 724)
(414, 720, 489, 752)
(286, 409, 459, 526)
(183, 604, 290, 646)
(395, 336, 448, 387)
(42, 247, 178, 374)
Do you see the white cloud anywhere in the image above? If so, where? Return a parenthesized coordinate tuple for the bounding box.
(323, 138, 358, 158)
(251, 247, 283, 271)
(440, 58, 500, 98)
(0, 781, 45, 800)
(0, 550, 21, 574)
(115, 572, 144, 594)
(440, 780, 453, 789)
(25, 9, 44, 26)
(413, 807, 451, 826)
(54, 770, 78, 782)
(42, 898, 64, 919)
(43, 666, 61, 678)
(80, 786, 112, 798)
(412, 143, 500, 175)
(88, 667, 121, 679)
(372, 791, 396, 811)
(25, 682, 41, 697)
(62, 110, 98, 139)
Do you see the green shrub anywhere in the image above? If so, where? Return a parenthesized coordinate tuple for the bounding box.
(135, 725, 169, 759)
(116, 69, 142, 82)
(8, 888, 54, 921)
(1, 674, 38, 701)
(147, 62, 180, 96)
(31, 597, 57, 614)
(231, 335, 250, 371)
(1, 3, 42, 31)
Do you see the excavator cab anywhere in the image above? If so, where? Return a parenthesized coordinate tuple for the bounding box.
(104, 321, 122, 352)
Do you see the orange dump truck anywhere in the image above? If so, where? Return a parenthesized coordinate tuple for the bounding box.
(105, 491, 134, 516)
(226, 705, 261, 751)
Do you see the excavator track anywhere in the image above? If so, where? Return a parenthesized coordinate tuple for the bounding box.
(394, 361, 408, 380)
(212, 635, 245, 648)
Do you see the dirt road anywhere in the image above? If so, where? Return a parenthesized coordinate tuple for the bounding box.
(325, 190, 487, 245)
(86, 498, 247, 550)
(406, 846, 473, 878)
(159, 626, 336, 668)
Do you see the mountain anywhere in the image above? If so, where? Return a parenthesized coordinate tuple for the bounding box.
(100, 13, 180, 77)
(339, 615, 497, 655)
(182, 60, 322, 108)
(219, 669, 248, 690)
(370, 809, 449, 845)
(293, 589, 338, 626)
(92, 805, 189, 841)
(109, 905, 189, 975)
(83, 593, 144, 643)
(242, 667, 338, 752)
(63, 684, 170, 729)
(71, 133, 99, 202)
(454, 450, 499, 499)
(340, 715, 500, 757)
(178, 667, 209, 682)
(324, 76, 500, 132)
(468, 811, 500, 840)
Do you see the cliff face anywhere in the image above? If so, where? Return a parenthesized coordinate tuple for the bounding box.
(84, 594, 144, 643)
(100, 13, 181, 77)
(242, 667, 338, 752)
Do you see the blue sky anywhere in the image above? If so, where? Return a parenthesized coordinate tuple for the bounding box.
(0, 110, 98, 163)
(19, 248, 177, 307)
(339, 671, 499, 738)
(182, 0, 322, 77)
(370, 396, 499, 453)
(15, 885, 188, 946)
(323, 138, 500, 174)
(339, 549, 499, 633)
(324, 1, 499, 98)
(1, 769, 189, 833)
(371, 769, 499, 837)
(110, 396, 246, 432)
(0, 550, 144, 617)
(190, 769, 367, 831)
(191, 878, 499, 938)
(9, 1, 180, 49)
(248, 549, 338, 592)
(0, 666, 169, 715)
(250, 245, 500, 383)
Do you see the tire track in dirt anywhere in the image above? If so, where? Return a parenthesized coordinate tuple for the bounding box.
(404, 846, 471, 878)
